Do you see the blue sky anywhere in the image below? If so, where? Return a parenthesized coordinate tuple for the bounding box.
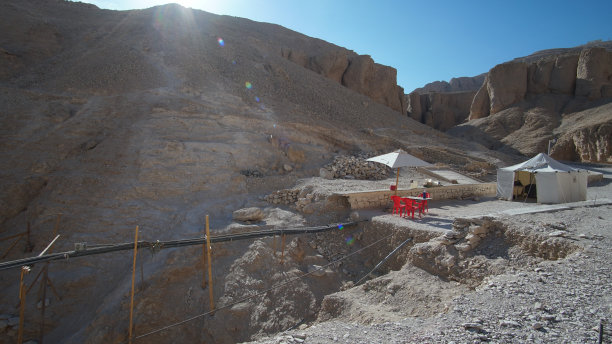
(77, 0, 611, 92)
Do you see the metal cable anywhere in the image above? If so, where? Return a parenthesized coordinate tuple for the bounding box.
(133, 231, 396, 341)
(0, 221, 367, 271)
(355, 236, 413, 286)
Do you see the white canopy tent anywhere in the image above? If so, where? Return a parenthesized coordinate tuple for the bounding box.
(497, 153, 588, 203)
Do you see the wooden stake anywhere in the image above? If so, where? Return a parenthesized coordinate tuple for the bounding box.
(39, 265, 48, 344)
(201, 219, 207, 289)
(18, 266, 30, 344)
(128, 226, 139, 344)
(205, 215, 214, 312)
(272, 235, 277, 257)
(280, 233, 286, 265)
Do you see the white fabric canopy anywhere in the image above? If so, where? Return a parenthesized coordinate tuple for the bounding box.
(496, 153, 588, 203)
(366, 149, 431, 168)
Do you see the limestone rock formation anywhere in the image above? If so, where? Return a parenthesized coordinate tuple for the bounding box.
(407, 91, 476, 131)
(487, 62, 529, 114)
(281, 48, 406, 113)
(553, 123, 612, 163)
(456, 44, 612, 162)
(412, 74, 485, 94)
(470, 46, 612, 119)
(575, 47, 612, 100)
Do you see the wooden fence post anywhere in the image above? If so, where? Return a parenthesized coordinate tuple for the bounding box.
(205, 215, 214, 313)
(18, 266, 31, 344)
(128, 226, 139, 344)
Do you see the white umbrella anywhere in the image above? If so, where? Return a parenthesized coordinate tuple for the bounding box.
(367, 149, 431, 195)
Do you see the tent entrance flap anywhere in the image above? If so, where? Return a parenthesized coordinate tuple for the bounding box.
(513, 171, 537, 200)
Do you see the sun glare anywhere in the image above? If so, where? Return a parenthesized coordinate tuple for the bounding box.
(173, 0, 202, 10)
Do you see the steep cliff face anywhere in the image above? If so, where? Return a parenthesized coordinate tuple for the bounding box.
(407, 91, 476, 131)
(462, 46, 612, 163)
(469, 47, 612, 119)
(281, 48, 406, 113)
(406, 74, 485, 131)
(412, 74, 486, 94)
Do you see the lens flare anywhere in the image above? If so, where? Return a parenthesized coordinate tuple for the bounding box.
(245, 81, 252, 89)
(217, 37, 224, 46)
(338, 224, 344, 230)
(345, 236, 355, 246)
(255, 96, 260, 102)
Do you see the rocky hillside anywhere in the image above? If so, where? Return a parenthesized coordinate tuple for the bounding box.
(0, 1, 513, 343)
(408, 43, 612, 163)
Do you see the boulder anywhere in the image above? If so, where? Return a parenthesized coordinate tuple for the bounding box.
(232, 207, 264, 222)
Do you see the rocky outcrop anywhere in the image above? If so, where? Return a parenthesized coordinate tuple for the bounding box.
(407, 91, 476, 131)
(575, 47, 612, 100)
(412, 74, 485, 94)
(469, 74, 491, 119)
(552, 122, 612, 163)
(488, 62, 529, 114)
(281, 48, 406, 113)
(470, 47, 612, 119)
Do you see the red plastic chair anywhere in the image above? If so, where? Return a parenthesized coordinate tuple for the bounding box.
(402, 198, 422, 219)
(390, 196, 407, 217)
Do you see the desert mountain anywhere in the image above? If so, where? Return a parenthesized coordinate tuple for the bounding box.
(0, 1, 514, 342)
(1, 1, 607, 343)
(407, 42, 612, 162)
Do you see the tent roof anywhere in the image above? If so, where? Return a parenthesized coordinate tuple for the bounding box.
(366, 149, 431, 169)
(500, 153, 578, 173)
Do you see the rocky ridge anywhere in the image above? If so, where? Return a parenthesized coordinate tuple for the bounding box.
(409, 42, 612, 163)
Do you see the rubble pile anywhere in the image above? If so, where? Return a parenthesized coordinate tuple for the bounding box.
(264, 189, 300, 205)
(320, 154, 390, 180)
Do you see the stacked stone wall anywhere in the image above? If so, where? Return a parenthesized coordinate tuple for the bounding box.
(343, 183, 496, 209)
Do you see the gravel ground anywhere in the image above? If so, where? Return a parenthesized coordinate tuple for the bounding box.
(246, 166, 612, 344)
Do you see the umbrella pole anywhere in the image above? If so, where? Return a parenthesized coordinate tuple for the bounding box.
(395, 167, 399, 195)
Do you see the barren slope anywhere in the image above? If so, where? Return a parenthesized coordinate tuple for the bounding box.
(0, 1, 517, 343)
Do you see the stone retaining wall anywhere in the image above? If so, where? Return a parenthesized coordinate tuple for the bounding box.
(341, 183, 497, 209)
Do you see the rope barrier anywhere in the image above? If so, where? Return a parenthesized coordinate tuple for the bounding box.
(132, 230, 396, 341)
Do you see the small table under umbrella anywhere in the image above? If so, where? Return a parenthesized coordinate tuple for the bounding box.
(366, 149, 431, 195)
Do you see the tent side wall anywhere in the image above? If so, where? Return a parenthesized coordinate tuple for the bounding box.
(563, 171, 588, 202)
(496, 169, 515, 200)
(535, 171, 588, 203)
(535, 172, 560, 203)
